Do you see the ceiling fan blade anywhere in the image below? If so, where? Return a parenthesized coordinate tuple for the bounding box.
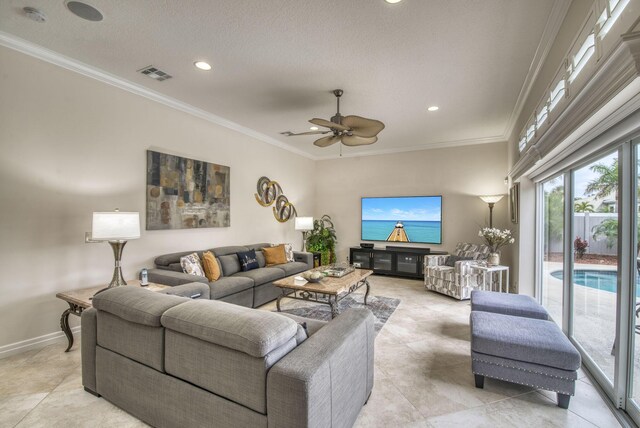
(285, 130, 331, 136)
(309, 118, 349, 132)
(341, 135, 378, 146)
(314, 135, 341, 147)
(341, 115, 385, 138)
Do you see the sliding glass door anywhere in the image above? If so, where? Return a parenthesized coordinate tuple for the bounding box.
(540, 177, 565, 326)
(570, 151, 619, 387)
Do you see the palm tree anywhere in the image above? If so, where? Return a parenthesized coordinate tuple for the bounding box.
(585, 159, 618, 201)
(574, 201, 594, 213)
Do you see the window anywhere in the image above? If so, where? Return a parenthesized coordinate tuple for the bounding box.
(549, 79, 566, 112)
(518, 135, 527, 152)
(568, 32, 596, 82)
(526, 123, 536, 143)
(598, 0, 630, 39)
(537, 103, 549, 129)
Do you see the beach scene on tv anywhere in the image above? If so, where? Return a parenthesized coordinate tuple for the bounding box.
(361, 196, 442, 244)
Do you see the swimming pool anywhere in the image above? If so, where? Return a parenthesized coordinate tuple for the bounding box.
(550, 269, 640, 296)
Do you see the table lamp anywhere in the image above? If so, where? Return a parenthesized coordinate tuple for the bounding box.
(478, 195, 504, 228)
(295, 217, 314, 252)
(92, 209, 141, 287)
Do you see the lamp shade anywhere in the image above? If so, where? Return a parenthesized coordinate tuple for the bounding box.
(92, 211, 141, 240)
(479, 195, 505, 204)
(295, 216, 314, 231)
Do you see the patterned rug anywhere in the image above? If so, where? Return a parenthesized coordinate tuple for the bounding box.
(277, 294, 400, 334)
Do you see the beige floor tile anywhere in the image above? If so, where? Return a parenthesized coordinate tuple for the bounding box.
(0, 392, 47, 427)
(353, 377, 423, 428)
(423, 391, 598, 428)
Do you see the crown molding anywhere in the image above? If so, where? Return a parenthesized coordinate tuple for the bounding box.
(313, 135, 506, 161)
(503, 0, 573, 141)
(0, 31, 315, 160)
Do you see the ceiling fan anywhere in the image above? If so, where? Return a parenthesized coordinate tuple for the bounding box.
(281, 89, 385, 148)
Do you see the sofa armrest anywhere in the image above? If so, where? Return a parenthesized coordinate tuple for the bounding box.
(455, 260, 480, 276)
(158, 282, 210, 299)
(293, 251, 313, 270)
(81, 307, 98, 394)
(425, 255, 447, 267)
(267, 308, 374, 428)
(147, 268, 208, 287)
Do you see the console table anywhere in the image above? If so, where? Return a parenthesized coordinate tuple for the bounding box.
(349, 246, 448, 278)
(55, 280, 168, 351)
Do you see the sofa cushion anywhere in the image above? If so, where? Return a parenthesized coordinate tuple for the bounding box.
(278, 312, 327, 336)
(263, 245, 287, 266)
(161, 299, 298, 358)
(212, 246, 250, 257)
(209, 277, 254, 300)
(237, 250, 259, 272)
(234, 267, 285, 285)
(245, 243, 272, 251)
(202, 251, 221, 281)
(470, 311, 580, 371)
(271, 261, 309, 277)
(444, 255, 473, 267)
(180, 253, 206, 277)
(255, 250, 266, 268)
(218, 254, 242, 276)
(92, 287, 187, 327)
(155, 250, 200, 268)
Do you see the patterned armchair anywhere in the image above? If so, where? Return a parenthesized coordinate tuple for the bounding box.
(424, 243, 490, 300)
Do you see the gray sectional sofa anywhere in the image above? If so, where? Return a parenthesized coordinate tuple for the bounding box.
(147, 243, 313, 308)
(82, 285, 375, 428)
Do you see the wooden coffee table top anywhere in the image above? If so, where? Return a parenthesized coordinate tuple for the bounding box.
(56, 280, 169, 309)
(273, 268, 373, 296)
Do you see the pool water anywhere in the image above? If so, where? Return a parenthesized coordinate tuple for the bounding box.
(551, 269, 640, 297)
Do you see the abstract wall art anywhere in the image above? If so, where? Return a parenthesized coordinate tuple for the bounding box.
(146, 150, 230, 230)
(254, 176, 297, 222)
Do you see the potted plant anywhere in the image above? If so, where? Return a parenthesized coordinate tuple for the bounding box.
(306, 215, 337, 266)
(574, 236, 588, 259)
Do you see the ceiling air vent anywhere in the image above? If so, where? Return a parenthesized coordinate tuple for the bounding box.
(138, 66, 172, 82)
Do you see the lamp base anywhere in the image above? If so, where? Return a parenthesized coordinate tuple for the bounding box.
(107, 241, 128, 288)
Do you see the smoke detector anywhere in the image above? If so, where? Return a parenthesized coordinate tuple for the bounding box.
(23, 7, 47, 23)
(138, 66, 173, 82)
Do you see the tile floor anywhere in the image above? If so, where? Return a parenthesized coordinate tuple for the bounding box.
(0, 276, 624, 427)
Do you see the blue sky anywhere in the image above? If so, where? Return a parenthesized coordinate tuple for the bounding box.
(574, 152, 617, 198)
(362, 196, 442, 221)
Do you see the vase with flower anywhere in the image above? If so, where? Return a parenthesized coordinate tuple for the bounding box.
(478, 228, 515, 265)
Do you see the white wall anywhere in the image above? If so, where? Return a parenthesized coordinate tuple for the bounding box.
(0, 46, 316, 350)
(314, 142, 510, 266)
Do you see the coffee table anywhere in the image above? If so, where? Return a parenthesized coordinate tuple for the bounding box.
(55, 280, 169, 352)
(273, 268, 373, 318)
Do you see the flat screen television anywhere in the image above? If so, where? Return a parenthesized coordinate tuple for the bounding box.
(361, 196, 442, 244)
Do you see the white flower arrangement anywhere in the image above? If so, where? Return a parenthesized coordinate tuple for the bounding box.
(478, 227, 515, 253)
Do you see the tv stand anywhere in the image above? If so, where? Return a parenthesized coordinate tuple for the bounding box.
(349, 246, 448, 279)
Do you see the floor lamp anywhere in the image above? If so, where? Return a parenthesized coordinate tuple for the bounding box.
(91, 210, 141, 287)
(295, 217, 314, 252)
(478, 195, 504, 228)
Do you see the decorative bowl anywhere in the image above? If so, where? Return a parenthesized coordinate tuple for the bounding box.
(302, 271, 324, 283)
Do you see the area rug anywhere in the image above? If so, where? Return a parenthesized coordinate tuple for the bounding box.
(277, 294, 400, 334)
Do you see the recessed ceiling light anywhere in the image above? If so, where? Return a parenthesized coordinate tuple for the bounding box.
(310, 126, 319, 131)
(428, 106, 439, 112)
(385, 0, 403, 3)
(194, 61, 212, 71)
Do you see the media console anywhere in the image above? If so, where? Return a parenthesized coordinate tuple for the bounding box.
(349, 246, 448, 279)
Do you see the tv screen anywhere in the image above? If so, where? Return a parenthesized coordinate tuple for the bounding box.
(361, 196, 442, 244)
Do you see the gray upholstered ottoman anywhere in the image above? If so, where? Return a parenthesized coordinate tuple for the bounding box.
(470, 311, 581, 408)
(471, 290, 549, 320)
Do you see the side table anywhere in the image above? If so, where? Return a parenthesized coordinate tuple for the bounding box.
(55, 280, 168, 352)
(472, 265, 510, 293)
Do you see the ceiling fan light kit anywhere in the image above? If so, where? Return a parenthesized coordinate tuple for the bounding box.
(284, 89, 385, 148)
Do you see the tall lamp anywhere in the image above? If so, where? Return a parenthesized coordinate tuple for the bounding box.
(478, 195, 504, 228)
(91, 210, 141, 287)
(295, 217, 314, 252)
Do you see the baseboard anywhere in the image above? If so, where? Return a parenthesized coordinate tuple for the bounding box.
(0, 326, 81, 359)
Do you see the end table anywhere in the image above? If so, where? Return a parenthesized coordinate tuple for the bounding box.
(472, 265, 510, 293)
(55, 280, 168, 352)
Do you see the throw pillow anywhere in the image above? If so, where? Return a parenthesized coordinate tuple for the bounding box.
(237, 249, 259, 272)
(201, 251, 221, 282)
(444, 255, 474, 267)
(180, 252, 206, 277)
(294, 322, 309, 345)
(281, 243, 295, 262)
(263, 244, 287, 266)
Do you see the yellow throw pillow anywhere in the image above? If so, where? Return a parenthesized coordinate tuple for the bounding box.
(263, 245, 287, 266)
(202, 251, 221, 282)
